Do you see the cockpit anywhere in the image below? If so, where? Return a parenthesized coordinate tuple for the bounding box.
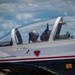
(0, 16, 75, 47)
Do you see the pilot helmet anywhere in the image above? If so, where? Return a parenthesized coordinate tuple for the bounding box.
(29, 30, 39, 42)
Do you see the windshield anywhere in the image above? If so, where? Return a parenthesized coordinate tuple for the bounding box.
(0, 31, 12, 47)
(0, 31, 11, 42)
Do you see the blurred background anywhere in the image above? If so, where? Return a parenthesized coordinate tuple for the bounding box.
(0, 0, 75, 37)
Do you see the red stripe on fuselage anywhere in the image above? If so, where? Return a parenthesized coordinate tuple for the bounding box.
(0, 55, 75, 62)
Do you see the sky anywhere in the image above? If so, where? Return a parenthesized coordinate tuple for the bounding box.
(0, 0, 75, 36)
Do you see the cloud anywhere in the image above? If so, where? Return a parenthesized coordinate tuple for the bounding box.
(0, 0, 75, 37)
(64, 11, 68, 15)
(0, 0, 75, 16)
(0, 20, 20, 30)
(0, 0, 18, 3)
(0, 0, 70, 13)
(0, 3, 16, 12)
(16, 13, 33, 20)
(0, 17, 3, 21)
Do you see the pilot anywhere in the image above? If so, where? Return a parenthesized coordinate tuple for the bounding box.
(29, 30, 39, 43)
(40, 23, 51, 41)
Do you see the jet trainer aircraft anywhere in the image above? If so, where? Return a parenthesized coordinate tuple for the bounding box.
(0, 16, 75, 75)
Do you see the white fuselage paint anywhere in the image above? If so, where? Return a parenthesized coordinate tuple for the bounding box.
(0, 39, 75, 62)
